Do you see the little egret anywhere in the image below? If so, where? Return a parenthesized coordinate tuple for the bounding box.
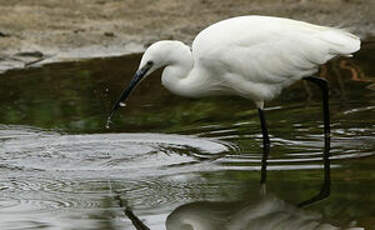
(108, 15, 361, 147)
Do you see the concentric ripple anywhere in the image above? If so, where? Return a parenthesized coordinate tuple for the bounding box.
(1, 131, 233, 173)
(0, 126, 236, 219)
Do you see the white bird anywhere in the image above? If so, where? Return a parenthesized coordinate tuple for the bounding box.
(108, 15, 361, 146)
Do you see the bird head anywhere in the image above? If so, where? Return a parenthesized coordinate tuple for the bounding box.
(107, 40, 186, 124)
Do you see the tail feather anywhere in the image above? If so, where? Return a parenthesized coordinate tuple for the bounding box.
(319, 29, 361, 56)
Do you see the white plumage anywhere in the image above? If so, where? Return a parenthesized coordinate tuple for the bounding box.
(139, 16, 360, 107)
(108, 15, 360, 142)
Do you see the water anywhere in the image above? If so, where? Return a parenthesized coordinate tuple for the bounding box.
(0, 41, 375, 229)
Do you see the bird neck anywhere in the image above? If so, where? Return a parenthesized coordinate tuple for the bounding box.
(161, 45, 197, 97)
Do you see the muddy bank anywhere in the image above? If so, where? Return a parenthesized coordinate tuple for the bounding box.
(0, 0, 374, 72)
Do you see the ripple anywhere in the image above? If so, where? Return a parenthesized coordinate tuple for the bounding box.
(111, 176, 212, 210)
(0, 200, 19, 210)
(0, 129, 236, 214)
(1, 123, 375, 224)
(343, 105, 375, 115)
(0, 124, 58, 141)
(2, 123, 375, 176)
(180, 120, 375, 171)
(0, 178, 119, 212)
(0, 176, 201, 213)
(0, 199, 70, 214)
(0, 132, 233, 174)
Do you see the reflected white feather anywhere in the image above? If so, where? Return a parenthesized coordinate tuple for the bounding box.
(165, 195, 364, 230)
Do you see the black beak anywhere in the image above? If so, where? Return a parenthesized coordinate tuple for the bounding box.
(107, 62, 153, 123)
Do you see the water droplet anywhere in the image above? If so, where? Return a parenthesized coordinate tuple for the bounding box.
(119, 102, 126, 107)
(105, 118, 112, 129)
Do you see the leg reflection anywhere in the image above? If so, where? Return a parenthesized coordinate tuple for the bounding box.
(114, 138, 332, 229)
(298, 139, 331, 208)
(114, 194, 151, 230)
(260, 145, 270, 195)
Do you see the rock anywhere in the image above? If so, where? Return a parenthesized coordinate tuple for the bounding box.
(15, 51, 44, 58)
(0, 32, 10, 37)
(104, 32, 115, 37)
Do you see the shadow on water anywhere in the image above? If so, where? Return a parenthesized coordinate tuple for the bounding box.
(0, 40, 375, 229)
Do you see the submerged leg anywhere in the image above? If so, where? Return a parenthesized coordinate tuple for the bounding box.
(258, 108, 271, 147)
(303, 76, 330, 139)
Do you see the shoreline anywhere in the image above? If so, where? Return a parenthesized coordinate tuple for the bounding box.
(0, 0, 374, 73)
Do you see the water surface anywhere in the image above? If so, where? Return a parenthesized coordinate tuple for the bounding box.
(0, 41, 375, 229)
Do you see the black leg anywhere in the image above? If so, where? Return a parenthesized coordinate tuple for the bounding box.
(298, 142, 331, 208)
(260, 144, 269, 185)
(258, 108, 270, 195)
(298, 76, 331, 208)
(258, 108, 270, 147)
(303, 76, 330, 140)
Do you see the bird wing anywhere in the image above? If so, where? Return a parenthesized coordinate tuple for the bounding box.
(192, 16, 360, 86)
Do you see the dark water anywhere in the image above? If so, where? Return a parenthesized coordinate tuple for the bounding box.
(1, 41, 375, 229)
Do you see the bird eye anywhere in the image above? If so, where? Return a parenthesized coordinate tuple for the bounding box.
(147, 61, 154, 66)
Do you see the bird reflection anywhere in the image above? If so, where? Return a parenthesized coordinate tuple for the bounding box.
(117, 142, 363, 230)
(165, 144, 342, 230)
(166, 196, 338, 230)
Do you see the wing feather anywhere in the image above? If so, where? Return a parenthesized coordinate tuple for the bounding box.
(192, 15, 360, 86)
